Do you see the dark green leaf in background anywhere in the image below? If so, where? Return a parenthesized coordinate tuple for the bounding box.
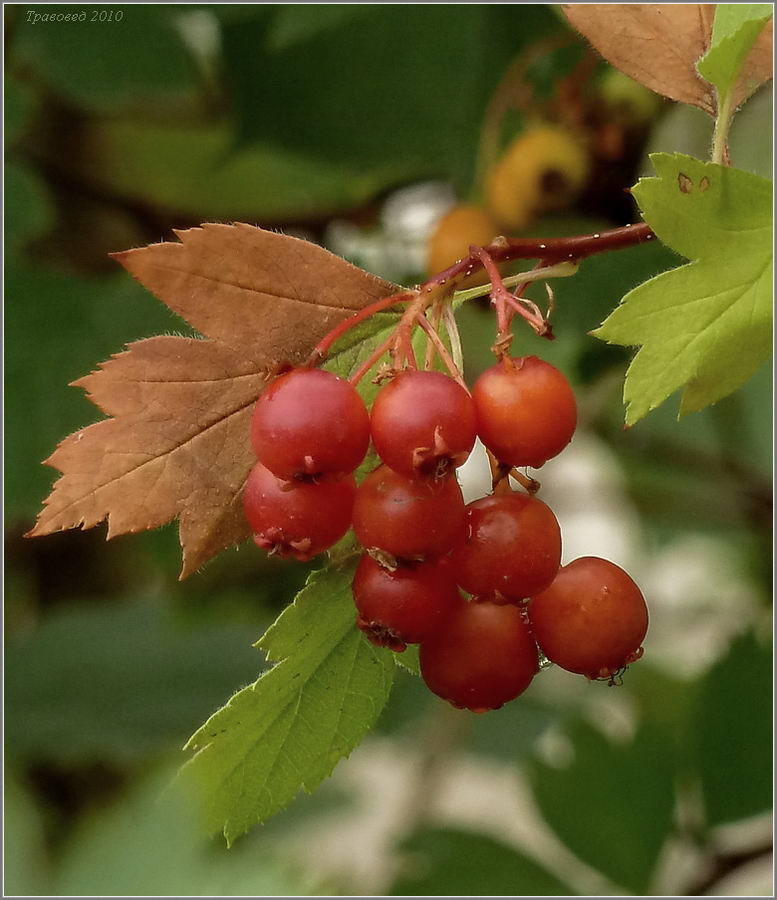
(529, 720, 676, 894)
(692, 631, 772, 828)
(223, 5, 560, 187)
(12, 5, 199, 111)
(390, 827, 576, 896)
(4, 603, 266, 762)
(55, 767, 307, 896)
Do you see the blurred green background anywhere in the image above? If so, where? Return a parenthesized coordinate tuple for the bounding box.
(5, 5, 772, 896)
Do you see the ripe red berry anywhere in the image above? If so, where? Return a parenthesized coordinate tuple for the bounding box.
(420, 596, 539, 711)
(251, 368, 370, 480)
(370, 370, 477, 479)
(528, 556, 648, 680)
(472, 356, 577, 468)
(352, 466, 466, 561)
(451, 491, 561, 601)
(243, 462, 355, 561)
(352, 554, 460, 651)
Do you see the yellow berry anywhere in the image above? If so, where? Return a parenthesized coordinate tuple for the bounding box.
(486, 125, 590, 230)
(427, 204, 501, 286)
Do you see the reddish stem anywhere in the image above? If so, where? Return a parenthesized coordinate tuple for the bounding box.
(348, 331, 397, 386)
(307, 291, 415, 365)
(425, 222, 654, 290)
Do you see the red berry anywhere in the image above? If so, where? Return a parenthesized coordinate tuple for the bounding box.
(528, 557, 648, 680)
(420, 596, 539, 711)
(352, 466, 466, 561)
(472, 356, 577, 468)
(251, 368, 370, 480)
(243, 462, 355, 561)
(451, 491, 561, 601)
(352, 554, 460, 651)
(370, 370, 477, 479)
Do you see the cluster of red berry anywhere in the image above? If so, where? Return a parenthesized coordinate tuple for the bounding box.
(245, 359, 648, 712)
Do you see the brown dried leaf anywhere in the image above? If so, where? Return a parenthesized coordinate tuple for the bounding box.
(563, 4, 773, 114)
(29, 226, 398, 577)
(112, 222, 396, 359)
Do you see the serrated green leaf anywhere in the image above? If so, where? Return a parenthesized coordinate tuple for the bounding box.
(393, 644, 420, 675)
(594, 154, 773, 424)
(692, 631, 772, 828)
(529, 721, 676, 894)
(180, 563, 395, 845)
(698, 5, 772, 102)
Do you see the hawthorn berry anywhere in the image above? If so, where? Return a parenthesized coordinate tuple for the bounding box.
(420, 595, 539, 712)
(451, 491, 561, 601)
(352, 465, 466, 561)
(243, 461, 355, 561)
(472, 356, 577, 469)
(528, 556, 648, 680)
(352, 554, 459, 651)
(486, 124, 589, 229)
(370, 370, 477, 479)
(250, 367, 370, 480)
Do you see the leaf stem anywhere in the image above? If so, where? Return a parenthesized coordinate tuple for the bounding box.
(307, 291, 415, 365)
(711, 90, 733, 166)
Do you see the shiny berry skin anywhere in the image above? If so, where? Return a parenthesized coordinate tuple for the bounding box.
(352, 554, 460, 652)
(420, 596, 539, 712)
(370, 371, 477, 479)
(250, 368, 370, 480)
(472, 356, 577, 468)
(352, 466, 466, 561)
(451, 491, 561, 601)
(528, 557, 648, 680)
(243, 462, 355, 561)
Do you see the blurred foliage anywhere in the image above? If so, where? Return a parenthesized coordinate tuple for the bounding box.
(4, 3, 772, 896)
(391, 827, 575, 896)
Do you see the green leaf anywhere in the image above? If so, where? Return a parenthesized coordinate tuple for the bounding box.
(267, 5, 371, 52)
(393, 644, 420, 675)
(57, 766, 307, 896)
(180, 563, 395, 844)
(5, 161, 55, 255)
(692, 631, 772, 828)
(11, 6, 199, 112)
(5, 603, 266, 762)
(390, 827, 576, 896)
(223, 5, 559, 186)
(529, 721, 676, 894)
(593, 153, 773, 424)
(4, 771, 49, 896)
(697, 5, 772, 101)
(70, 118, 407, 222)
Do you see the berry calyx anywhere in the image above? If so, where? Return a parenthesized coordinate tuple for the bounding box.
(243, 462, 355, 561)
(370, 370, 477, 479)
(420, 595, 539, 711)
(352, 465, 466, 561)
(528, 557, 648, 680)
(250, 368, 370, 480)
(352, 554, 459, 651)
(451, 491, 562, 601)
(472, 356, 577, 469)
